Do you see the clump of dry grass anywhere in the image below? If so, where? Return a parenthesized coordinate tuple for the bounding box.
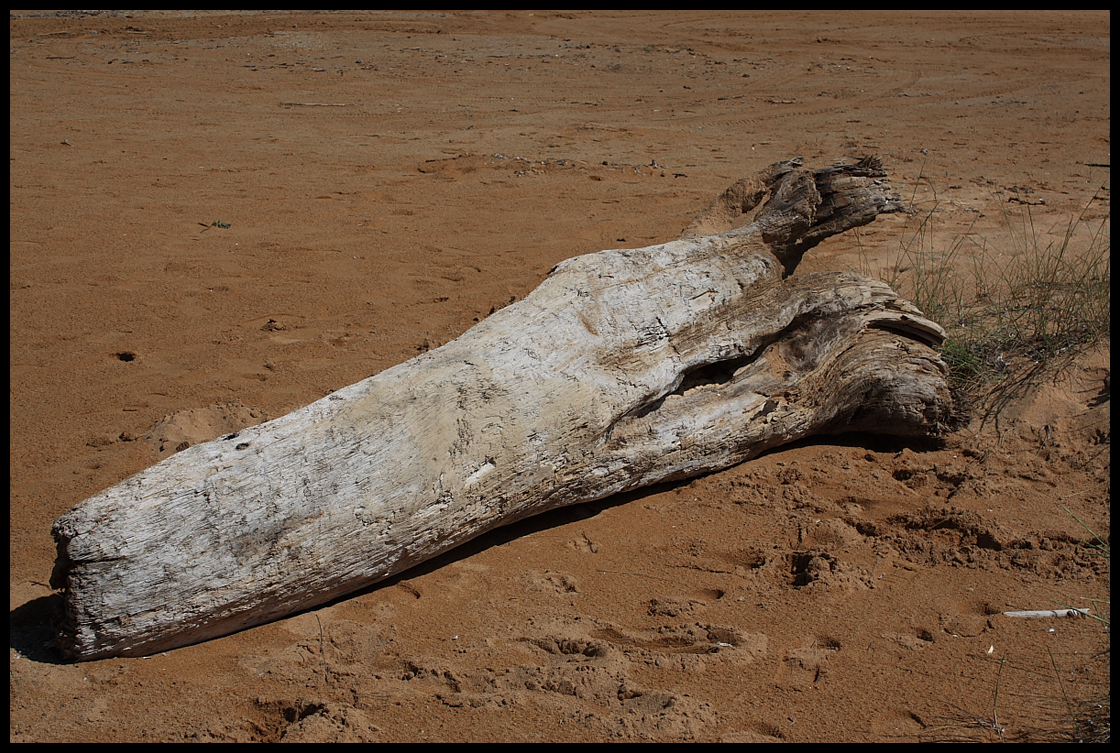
(869, 189, 1110, 427)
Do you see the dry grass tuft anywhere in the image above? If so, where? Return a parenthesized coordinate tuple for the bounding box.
(862, 188, 1110, 428)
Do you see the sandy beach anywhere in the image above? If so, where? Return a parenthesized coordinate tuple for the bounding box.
(10, 11, 1109, 742)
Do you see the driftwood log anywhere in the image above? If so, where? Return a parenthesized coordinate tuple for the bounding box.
(51, 157, 954, 660)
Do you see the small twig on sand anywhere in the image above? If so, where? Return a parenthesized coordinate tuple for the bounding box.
(1004, 608, 1090, 619)
(280, 102, 350, 107)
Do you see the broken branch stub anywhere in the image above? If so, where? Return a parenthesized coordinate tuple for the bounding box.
(51, 157, 954, 660)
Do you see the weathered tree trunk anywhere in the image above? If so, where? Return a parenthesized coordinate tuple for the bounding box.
(52, 157, 954, 661)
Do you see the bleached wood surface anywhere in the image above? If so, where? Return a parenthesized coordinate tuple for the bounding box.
(52, 157, 954, 660)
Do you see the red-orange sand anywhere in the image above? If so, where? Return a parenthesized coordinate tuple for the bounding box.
(11, 11, 1109, 742)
